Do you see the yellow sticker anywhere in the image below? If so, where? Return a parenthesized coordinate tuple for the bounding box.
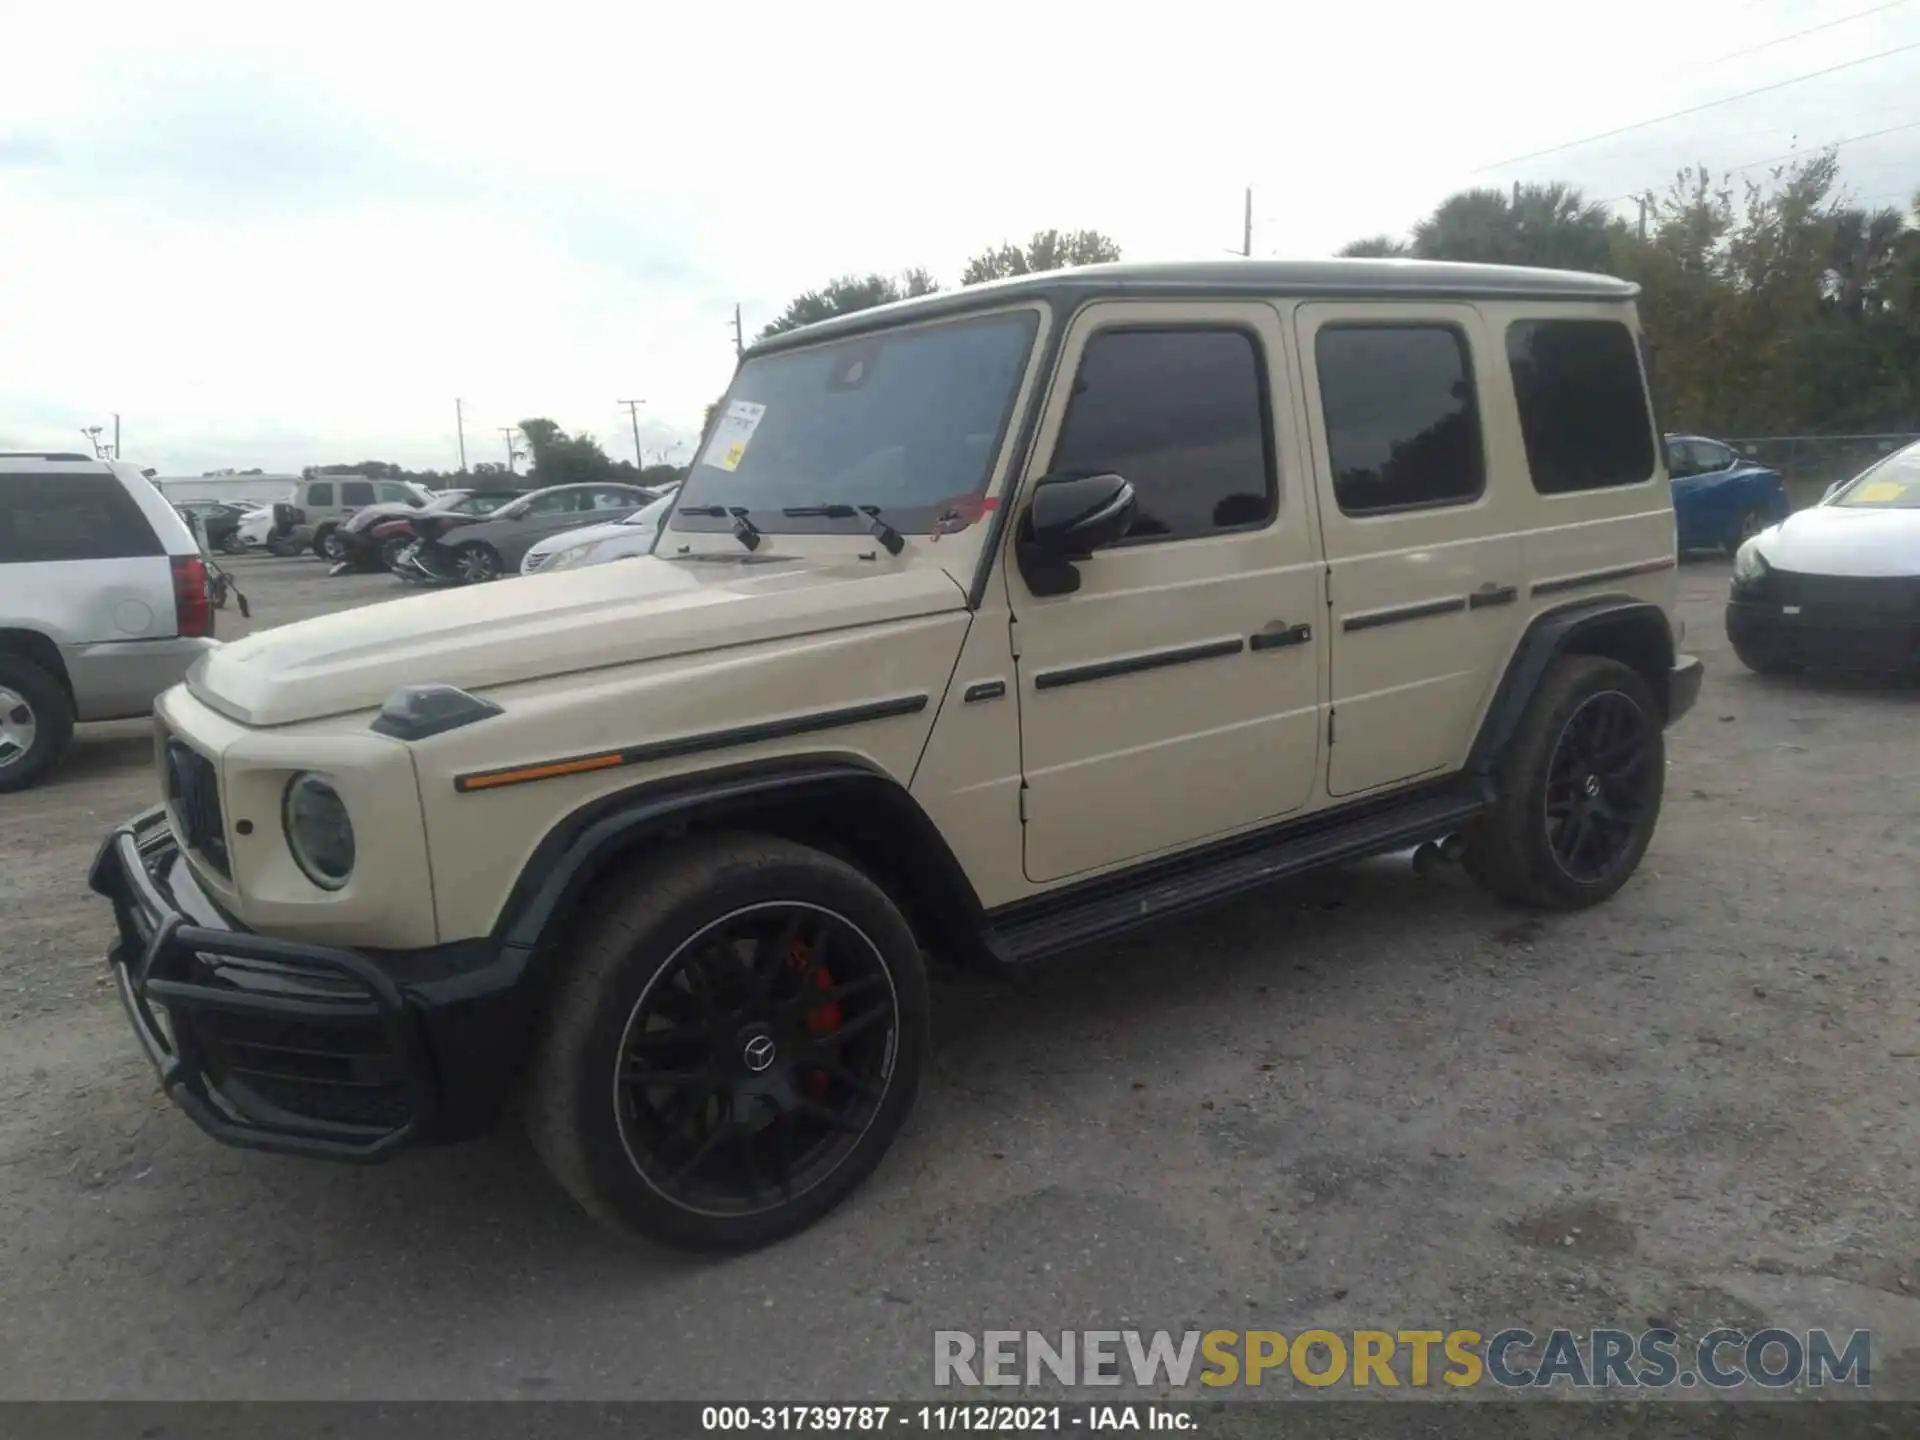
(1852, 480, 1909, 504)
(701, 400, 766, 473)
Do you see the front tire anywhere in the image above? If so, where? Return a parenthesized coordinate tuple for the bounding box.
(0, 655, 75, 793)
(1465, 655, 1665, 909)
(315, 526, 345, 561)
(524, 834, 929, 1252)
(452, 542, 501, 583)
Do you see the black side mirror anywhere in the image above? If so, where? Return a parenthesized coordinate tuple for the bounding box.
(1016, 472, 1136, 596)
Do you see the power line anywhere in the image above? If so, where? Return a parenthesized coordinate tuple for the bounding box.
(1475, 39, 1920, 172)
(1593, 118, 1920, 204)
(1692, 1, 1911, 76)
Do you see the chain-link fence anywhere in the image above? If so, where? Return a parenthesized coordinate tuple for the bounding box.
(1722, 432, 1920, 507)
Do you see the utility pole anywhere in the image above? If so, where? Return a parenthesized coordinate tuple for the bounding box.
(454, 399, 468, 472)
(729, 303, 745, 356)
(1637, 195, 1648, 243)
(618, 399, 645, 466)
(113, 413, 121, 460)
(1243, 187, 1253, 257)
(499, 426, 518, 474)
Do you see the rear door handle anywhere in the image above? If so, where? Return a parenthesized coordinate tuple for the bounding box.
(1250, 622, 1313, 651)
(1469, 583, 1517, 609)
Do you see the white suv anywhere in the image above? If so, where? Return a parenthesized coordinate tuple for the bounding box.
(0, 453, 216, 791)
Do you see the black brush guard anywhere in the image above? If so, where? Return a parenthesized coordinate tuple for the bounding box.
(89, 806, 435, 1161)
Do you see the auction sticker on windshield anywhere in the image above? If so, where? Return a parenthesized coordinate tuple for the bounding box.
(703, 400, 767, 472)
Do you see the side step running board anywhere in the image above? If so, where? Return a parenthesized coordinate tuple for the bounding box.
(988, 784, 1490, 964)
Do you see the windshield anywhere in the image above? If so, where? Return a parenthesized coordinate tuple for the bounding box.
(670, 308, 1038, 537)
(621, 489, 678, 527)
(1831, 442, 1920, 509)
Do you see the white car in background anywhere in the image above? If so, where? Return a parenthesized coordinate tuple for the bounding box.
(519, 486, 678, 574)
(232, 504, 280, 550)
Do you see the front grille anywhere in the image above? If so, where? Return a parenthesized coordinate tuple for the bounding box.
(1770, 569, 1920, 616)
(164, 739, 229, 876)
(523, 551, 552, 572)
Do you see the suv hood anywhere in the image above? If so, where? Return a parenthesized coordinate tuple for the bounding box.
(190, 555, 967, 726)
(1757, 505, 1920, 578)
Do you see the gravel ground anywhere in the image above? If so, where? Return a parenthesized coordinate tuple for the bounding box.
(1, 551, 1916, 1402)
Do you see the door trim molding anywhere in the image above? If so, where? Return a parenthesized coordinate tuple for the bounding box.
(1531, 557, 1677, 597)
(1341, 596, 1467, 632)
(1032, 637, 1245, 691)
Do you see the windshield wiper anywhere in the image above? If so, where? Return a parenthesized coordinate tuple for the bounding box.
(677, 504, 761, 551)
(781, 503, 905, 556)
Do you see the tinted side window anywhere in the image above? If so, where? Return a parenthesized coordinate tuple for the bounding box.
(1316, 325, 1483, 515)
(1048, 328, 1275, 542)
(0, 474, 163, 563)
(1507, 319, 1656, 493)
(306, 481, 334, 507)
(340, 480, 376, 506)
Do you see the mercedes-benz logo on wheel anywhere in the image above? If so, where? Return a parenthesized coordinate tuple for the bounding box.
(743, 1034, 777, 1072)
(1583, 774, 1602, 798)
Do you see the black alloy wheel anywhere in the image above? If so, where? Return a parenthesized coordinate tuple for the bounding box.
(613, 901, 898, 1219)
(1543, 690, 1657, 886)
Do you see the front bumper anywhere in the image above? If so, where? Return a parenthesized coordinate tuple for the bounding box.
(1668, 654, 1704, 723)
(89, 806, 530, 1161)
(1727, 598, 1919, 671)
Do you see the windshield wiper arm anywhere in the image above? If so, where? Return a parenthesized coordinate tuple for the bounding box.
(678, 504, 761, 551)
(781, 503, 905, 556)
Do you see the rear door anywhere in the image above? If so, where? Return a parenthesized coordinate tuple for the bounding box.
(1295, 303, 1525, 797)
(0, 467, 172, 645)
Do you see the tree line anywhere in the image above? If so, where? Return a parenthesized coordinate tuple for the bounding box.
(302, 418, 688, 492)
(1341, 154, 1920, 439)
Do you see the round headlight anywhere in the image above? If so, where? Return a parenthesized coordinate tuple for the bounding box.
(283, 772, 354, 889)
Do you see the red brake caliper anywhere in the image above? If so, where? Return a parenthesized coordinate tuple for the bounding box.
(785, 939, 842, 1102)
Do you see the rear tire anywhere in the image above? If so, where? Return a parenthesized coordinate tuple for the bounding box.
(1464, 655, 1665, 910)
(523, 833, 929, 1252)
(1724, 506, 1767, 557)
(266, 535, 298, 557)
(314, 525, 343, 560)
(0, 654, 75, 794)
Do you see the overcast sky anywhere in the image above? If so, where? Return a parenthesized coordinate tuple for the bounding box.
(2, 0, 1915, 477)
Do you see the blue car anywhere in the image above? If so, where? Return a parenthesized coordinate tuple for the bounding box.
(1665, 433, 1790, 555)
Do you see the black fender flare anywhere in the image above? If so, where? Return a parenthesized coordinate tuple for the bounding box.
(1467, 596, 1676, 777)
(491, 753, 1002, 971)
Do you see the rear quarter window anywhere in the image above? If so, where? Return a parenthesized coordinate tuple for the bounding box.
(1507, 319, 1657, 493)
(0, 473, 163, 563)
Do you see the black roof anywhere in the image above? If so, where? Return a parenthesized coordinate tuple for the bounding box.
(748, 259, 1640, 356)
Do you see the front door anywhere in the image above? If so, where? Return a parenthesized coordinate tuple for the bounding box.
(1294, 303, 1525, 797)
(1007, 301, 1323, 884)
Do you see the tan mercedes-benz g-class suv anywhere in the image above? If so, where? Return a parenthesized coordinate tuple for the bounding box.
(91, 260, 1701, 1252)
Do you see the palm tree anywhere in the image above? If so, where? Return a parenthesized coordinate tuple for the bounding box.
(1412, 183, 1614, 273)
(1824, 206, 1908, 318)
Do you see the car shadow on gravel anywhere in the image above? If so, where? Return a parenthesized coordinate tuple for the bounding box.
(55, 730, 155, 780)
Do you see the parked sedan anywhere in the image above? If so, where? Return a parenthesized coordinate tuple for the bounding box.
(520, 486, 678, 574)
(405, 482, 658, 583)
(1726, 439, 1920, 674)
(170, 500, 251, 553)
(330, 487, 525, 573)
(1666, 434, 1791, 555)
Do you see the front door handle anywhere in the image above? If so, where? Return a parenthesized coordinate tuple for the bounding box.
(1250, 621, 1313, 651)
(1469, 583, 1517, 609)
